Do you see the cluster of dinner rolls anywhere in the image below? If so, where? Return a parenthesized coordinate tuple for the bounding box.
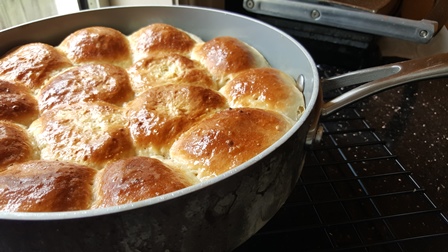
(0, 23, 305, 212)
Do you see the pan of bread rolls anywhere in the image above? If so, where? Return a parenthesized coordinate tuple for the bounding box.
(0, 5, 447, 252)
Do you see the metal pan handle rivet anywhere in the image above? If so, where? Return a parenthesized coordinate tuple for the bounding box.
(419, 30, 429, 38)
(245, 0, 255, 9)
(314, 125, 324, 144)
(310, 10, 320, 20)
(296, 74, 305, 92)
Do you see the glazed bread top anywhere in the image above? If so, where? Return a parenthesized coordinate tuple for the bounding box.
(128, 54, 217, 94)
(0, 23, 305, 212)
(0, 43, 72, 92)
(0, 120, 37, 171)
(191, 36, 270, 87)
(170, 108, 294, 180)
(29, 101, 135, 169)
(0, 160, 96, 212)
(128, 23, 201, 61)
(0, 80, 39, 125)
(220, 67, 305, 121)
(125, 84, 228, 157)
(93, 156, 195, 208)
(59, 26, 132, 67)
(38, 63, 134, 112)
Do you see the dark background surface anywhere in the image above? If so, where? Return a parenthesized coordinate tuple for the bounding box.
(359, 76, 448, 216)
(226, 0, 448, 217)
(226, 1, 448, 250)
(236, 65, 448, 251)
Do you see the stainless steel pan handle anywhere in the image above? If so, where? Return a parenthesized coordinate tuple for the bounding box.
(243, 0, 438, 43)
(321, 53, 448, 116)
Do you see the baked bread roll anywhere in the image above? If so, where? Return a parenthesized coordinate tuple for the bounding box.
(0, 121, 36, 171)
(38, 63, 134, 112)
(0, 43, 72, 92)
(127, 54, 217, 94)
(29, 101, 135, 169)
(0, 22, 305, 212)
(220, 67, 305, 121)
(128, 23, 201, 62)
(125, 84, 228, 157)
(0, 160, 96, 212)
(0, 80, 39, 125)
(59, 26, 132, 67)
(191, 36, 269, 87)
(93, 156, 194, 208)
(170, 108, 294, 180)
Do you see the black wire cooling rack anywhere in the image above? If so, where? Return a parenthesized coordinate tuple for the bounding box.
(236, 67, 448, 252)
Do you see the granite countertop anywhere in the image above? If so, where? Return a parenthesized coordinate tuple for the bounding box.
(334, 27, 448, 216)
(358, 75, 448, 216)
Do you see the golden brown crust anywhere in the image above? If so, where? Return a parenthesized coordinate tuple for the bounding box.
(94, 156, 191, 208)
(0, 121, 36, 171)
(29, 102, 135, 169)
(0, 160, 96, 212)
(191, 36, 269, 87)
(125, 84, 228, 156)
(59, 26, 132, 66)
(220, 67, 305, 120)
(127, 54, 217, 94)
(0, 43, 72, 91)
(128, 23, 198, 61)
(38, 63, 134, 112)
(170, 108, 293, 180)
(0, 80, 39, 125)
(0, 23, 303, 212)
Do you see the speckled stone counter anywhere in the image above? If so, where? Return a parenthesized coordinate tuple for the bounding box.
(358, 76, 448, 215)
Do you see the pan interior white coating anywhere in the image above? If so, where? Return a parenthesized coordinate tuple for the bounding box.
(0, 5, 320, 220)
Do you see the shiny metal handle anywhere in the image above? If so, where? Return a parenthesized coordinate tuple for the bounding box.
(243, 0, 437, 43)
(321, 53, 448, 116)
